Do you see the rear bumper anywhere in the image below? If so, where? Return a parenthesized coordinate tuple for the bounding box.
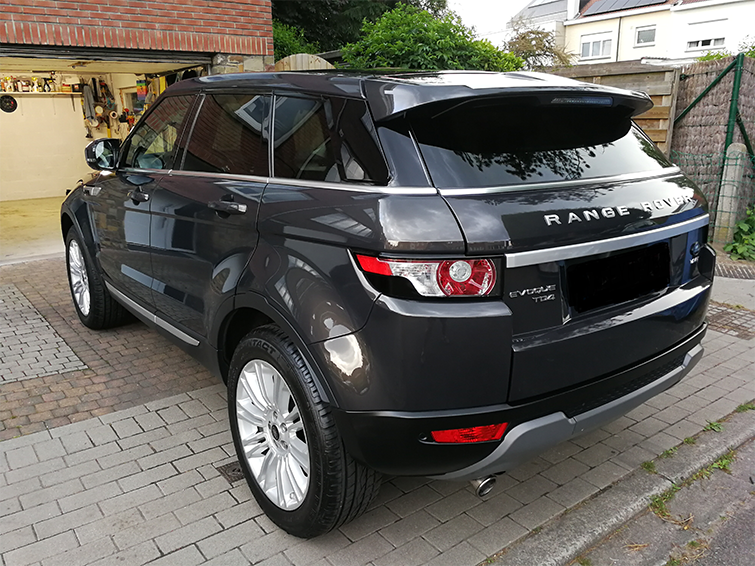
(432, 340, 703, 480)
(332, 323, 706, 478)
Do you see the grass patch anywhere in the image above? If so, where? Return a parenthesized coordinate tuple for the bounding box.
(735, 402, 755, 413)
(649, 485, 681, 518)
(665, 558, 682, 566)
(641, 461, 657, 474)
(683, 437, 696, 445)
(660, 447, 678, 458)
(576, 558, 593, 566)
(711, 450, 735, 474)
(703, 421, 724, 432)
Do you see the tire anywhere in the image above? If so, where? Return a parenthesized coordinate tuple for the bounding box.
(228, 325, 381, 538)
(65, 229, 131, 330)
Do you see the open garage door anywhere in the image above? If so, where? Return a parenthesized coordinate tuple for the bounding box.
(0, 46, 211, 202)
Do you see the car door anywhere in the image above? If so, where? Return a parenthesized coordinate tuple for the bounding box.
(148, 92, 271, 338)
(87, 94, 196, 308)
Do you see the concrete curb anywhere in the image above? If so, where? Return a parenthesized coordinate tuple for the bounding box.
(488, 405, 755, 566)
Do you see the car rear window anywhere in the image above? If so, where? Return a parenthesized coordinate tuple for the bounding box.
(410, 97, 672, 189)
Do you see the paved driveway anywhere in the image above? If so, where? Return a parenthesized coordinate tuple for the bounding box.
(1, 258, 753, 566)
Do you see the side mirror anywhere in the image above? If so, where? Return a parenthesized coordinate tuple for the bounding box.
(85, 138, 120, 171)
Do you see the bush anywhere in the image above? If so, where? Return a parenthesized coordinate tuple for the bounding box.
(273, 21, 320, 61)
(341, 4, 523, 72)
(724, 208, 755, 261)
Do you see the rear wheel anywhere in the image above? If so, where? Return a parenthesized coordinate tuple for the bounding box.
(65, 229, 131, 329)
(228, 325, 381, 538)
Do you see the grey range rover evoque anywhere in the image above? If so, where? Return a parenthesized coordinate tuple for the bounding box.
(61, 70, 715, 537)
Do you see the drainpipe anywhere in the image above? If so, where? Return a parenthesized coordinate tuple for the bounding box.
(615, 16, 622, 62)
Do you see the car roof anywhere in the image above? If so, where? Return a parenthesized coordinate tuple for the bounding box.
(165, 70, 652, 122)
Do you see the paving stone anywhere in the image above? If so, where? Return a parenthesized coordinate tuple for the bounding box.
(3, 530, 78, 566)
(0, 497, 21, 519)
(59, 480, 122, 513)
(385, 485, 442, 518)
(98, 484, 162, 517)
(85, 424, 118, 446)
(89, 540, 160, 566)
(546, 477, 600, 508)
(0, 501, 60, 536)
(173, 447, 227, 474)
(6, 445, 39, 469)
(34, 503, 102, 540)
(509, 496, 565, 530)
(60, 431, 95, 454)
(202, 548, 251, 566)
(340, 505, 400, 542)
(468, 516, 529, 556)
(113, 513, 182, 550)
(157, 470, 205, 496)
(117, 462, 177, 492)
(0, 476, 42, 503)
(0, 524, 36, 557)
(155, 516, 223, 554)
(63, 443, 120, 468)
(465, 491, 522, 527)
(137, 444, 192, 471)
(424, 541, 486, 566)
(42, 537, 117, 566)
(196, 518, 264, 559)
(373, 537, 440, 566)
(31, 438, 66, 462)
(148, 544, 205, 566)
(325, 532, 394, 566)
(540, 457, 590, 486)
(283, 529, 351, 566)
(117, 427, 171, 451)
(572, 443, 620, 467)
(214, 498, 263, 529)
(506, 458, 550, 482)
(582, 460, 629, 489)
(506, 474, 557, 505)
(5, 457, 66, 484)
(423, 513, 485, 552)
(20, 477, 83, 509)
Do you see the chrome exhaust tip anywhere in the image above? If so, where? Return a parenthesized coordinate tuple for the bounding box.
(470, 476, 496, 498)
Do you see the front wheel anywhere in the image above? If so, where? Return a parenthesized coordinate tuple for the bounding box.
(65, 229, 131, 329)
(228, 325, 380, 538)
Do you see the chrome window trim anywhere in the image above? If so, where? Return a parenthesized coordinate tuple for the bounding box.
(266, 177, 437, 194)
(105, 282, 200, 347)
(438, 167, 682, 197)
(120, 167, 170, 175)
(169, 169, 270, 184)
(505, 214, 709, 268)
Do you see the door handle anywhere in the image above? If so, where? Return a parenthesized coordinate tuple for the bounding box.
(208, 200, 247, 215)
(83, 186, 102, 196)
(128, 189, 150, 203)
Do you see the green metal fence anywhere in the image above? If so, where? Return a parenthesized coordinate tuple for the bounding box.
(671, 149, 755, 243)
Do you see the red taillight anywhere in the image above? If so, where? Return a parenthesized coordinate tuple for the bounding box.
(437, 260, 495, 296)
(355, 254, 496, 297)
(431, 423, 507, 444)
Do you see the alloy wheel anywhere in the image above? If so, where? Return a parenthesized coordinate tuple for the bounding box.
(68, 239, 91, 316)
(235, 359, 310, 510)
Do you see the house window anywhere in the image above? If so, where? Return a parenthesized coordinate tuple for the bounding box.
(686, 38, 725, 50)
(580, 32, 613, 60)
(635, 26, 656, 47)
(686, 19, 726, 52)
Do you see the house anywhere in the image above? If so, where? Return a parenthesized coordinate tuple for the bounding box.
(510, 0, 755, 65)
(564, 0, 755, 64)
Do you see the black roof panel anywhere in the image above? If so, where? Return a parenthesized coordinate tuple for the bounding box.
(582, 0, 666, 16)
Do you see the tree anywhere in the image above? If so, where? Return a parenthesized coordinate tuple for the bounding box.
(341, 4, 523, 72)
(505, 19, 573, 70)
(272, 21, 320, 61)
(272, 0, 448, 52)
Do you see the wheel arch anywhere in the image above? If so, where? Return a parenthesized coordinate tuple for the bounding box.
(217, 293, 338, 407)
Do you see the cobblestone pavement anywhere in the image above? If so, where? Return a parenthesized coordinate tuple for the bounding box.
(0, 258, 753, 566)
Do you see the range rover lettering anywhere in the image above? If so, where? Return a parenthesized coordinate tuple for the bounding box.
(61, 71, 715, 538)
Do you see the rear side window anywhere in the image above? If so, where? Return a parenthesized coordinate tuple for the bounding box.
(122, 95, 194, 170)
(182, 94, 271, 176)
(411, 98, 672, 189)
(273, 96, 388, 184)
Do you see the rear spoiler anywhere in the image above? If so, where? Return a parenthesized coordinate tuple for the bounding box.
(363, 71, 653, 122)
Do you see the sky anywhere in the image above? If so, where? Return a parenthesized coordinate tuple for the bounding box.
(448, 0, 533, 47)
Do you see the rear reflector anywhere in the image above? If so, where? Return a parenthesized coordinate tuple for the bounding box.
(431, 423, 508, 444)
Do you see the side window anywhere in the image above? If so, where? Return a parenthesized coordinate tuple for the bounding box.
(122, 95, 194, 170)
(273, 96, 388, 184)
(182, 94, 271, 176)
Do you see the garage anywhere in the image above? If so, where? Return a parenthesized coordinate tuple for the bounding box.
(0, 47, 211, 201)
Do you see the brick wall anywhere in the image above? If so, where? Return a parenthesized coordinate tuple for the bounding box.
(0, 0, 272, 56)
